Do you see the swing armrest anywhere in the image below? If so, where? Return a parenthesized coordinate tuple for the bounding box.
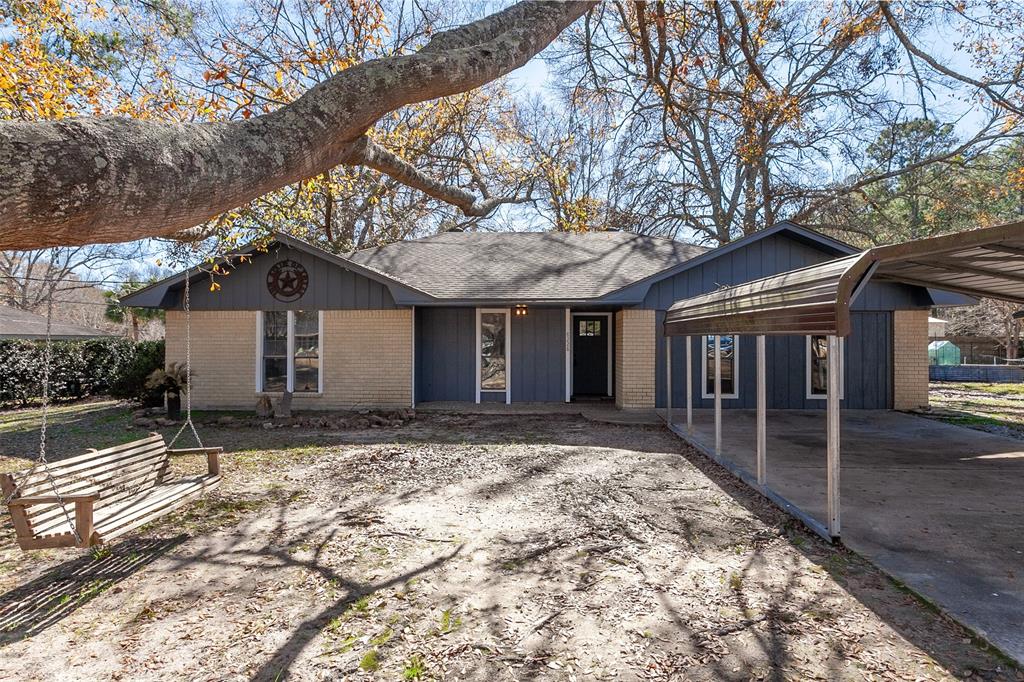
(166, 447, 222, 477)
(9, 492, 101, 506)
(166, 447, 223, 455)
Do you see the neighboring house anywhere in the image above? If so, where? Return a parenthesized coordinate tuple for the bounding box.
(0, 304, 114, 340)
(121, 221, 938, 412)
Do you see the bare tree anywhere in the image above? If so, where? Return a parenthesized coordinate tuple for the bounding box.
(945, 299, 1023, 361)
(0, 243, 144, 323)
(0, 1, 595, 250)
(553, 1, 1024, 244)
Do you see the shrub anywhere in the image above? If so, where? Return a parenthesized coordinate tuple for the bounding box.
(0, 338, 166, 407)
(110, 340, 165, 405)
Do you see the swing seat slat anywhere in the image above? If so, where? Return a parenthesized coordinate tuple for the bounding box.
(2, 434, 221, 550)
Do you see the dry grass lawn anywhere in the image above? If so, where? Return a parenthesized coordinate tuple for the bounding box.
(0, 402, 1019, 681)
(926, 382, 1024, 439)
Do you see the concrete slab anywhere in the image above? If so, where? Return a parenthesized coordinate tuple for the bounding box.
(669, 409, 1024, 664)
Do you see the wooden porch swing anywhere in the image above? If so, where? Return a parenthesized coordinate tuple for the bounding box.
(2, 270, 222, 550)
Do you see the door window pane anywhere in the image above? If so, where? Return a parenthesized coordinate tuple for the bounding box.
(294, 311, 319, 393)
(262, 311, 288, 392)
(480, 312, 507, 390)
(578, 320, 602, 336)
(704, 335, 736, 396)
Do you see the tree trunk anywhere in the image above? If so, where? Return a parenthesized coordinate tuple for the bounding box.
(0, 2, 594, 250)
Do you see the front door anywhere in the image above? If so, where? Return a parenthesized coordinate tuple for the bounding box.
(573, 315, 609, 397)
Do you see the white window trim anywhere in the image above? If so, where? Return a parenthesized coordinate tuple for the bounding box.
(806, 335, 844, 400)
(701, 335, 739, 400)
(564, 308, 571, 403)
(476, 307, 511, 404)
(570, 312, 613, 398)
(255, 310, 323, 395)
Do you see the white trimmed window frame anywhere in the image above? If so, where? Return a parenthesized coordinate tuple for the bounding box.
(701, 335, 740, 399)
(476, 307, 511, 404)
(256, 310, 324, 395)
(806, 334, 844, 400)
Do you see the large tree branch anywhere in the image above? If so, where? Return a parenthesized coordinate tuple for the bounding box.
(0, 1, 595, 250)
(351, 137, 534, 217)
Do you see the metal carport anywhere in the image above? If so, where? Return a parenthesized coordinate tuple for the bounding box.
(663, 221, 1024, 540)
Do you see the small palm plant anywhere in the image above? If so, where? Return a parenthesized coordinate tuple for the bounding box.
(146, 363, 190, 419)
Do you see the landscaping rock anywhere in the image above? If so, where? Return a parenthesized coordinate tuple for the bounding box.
(255, 396, 273, 418)
(217, 415, 236, 426)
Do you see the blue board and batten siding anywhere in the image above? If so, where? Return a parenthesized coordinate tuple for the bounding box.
(187, 246, 396, 310)
(654, 312, 893, 409)
(415, 307, 567, 403)
(645, 232, 926, 410)
(415, 307, 476, 402)
(511, 308, 566, 402)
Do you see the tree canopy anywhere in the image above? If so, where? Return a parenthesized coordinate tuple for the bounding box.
(3, 1, 1024, 254)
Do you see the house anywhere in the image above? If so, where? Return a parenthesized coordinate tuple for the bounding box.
(0, 304, 114, 341)
(121, 221, 939, 412)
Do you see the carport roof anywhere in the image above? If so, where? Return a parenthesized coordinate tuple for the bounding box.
(665, 221, 1024, 337)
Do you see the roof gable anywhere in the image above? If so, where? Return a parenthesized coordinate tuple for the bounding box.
(121, 233, 433, 308)
(606, 221, 860, 304)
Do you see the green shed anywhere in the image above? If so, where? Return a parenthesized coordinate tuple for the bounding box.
(929, 340, 961, 366)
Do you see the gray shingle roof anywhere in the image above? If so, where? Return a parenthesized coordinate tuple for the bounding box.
(347, 230, 707, 301)
(0, 305, 113, 340)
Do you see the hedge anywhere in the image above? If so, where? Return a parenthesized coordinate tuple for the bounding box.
(0, 338, 165, 407)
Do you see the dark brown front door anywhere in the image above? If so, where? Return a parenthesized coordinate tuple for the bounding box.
(573, 316, 609, 397)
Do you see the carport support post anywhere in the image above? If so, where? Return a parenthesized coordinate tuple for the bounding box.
(714, 335, 722, 456)
(665, 336, 673, 426)
(685, 336, 693, 434)
(827, 334, 841, 538)
(756, 335, 766, 486)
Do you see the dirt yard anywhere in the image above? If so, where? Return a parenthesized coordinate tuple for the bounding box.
(0, 403, 1018, 681)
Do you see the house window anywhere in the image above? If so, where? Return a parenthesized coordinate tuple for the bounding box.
(578, 320, 602, 336)
(258, 310, 323, 393)
(702, 335, 739, 399)
(806, 335, 844, 399)
(480, 311, 508, 391)
(293, 311, 320, 393)
(262, 311, 288, 392)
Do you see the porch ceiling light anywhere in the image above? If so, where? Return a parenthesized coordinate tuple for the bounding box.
(514, 304, 528, 317)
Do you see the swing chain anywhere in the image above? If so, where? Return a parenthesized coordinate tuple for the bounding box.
(168, 270, 203, 450)
(1, 281, 82, 545)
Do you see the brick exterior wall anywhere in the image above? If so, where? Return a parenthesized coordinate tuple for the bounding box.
(320, 309, 412, 409)
(614, 309, 656, 409)
(165, 309, 413, 410)
(893, 309, 929, 410)
(166, 310, 257, 409)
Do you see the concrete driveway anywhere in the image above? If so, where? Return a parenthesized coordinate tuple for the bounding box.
(670, 409, 1024, 664)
